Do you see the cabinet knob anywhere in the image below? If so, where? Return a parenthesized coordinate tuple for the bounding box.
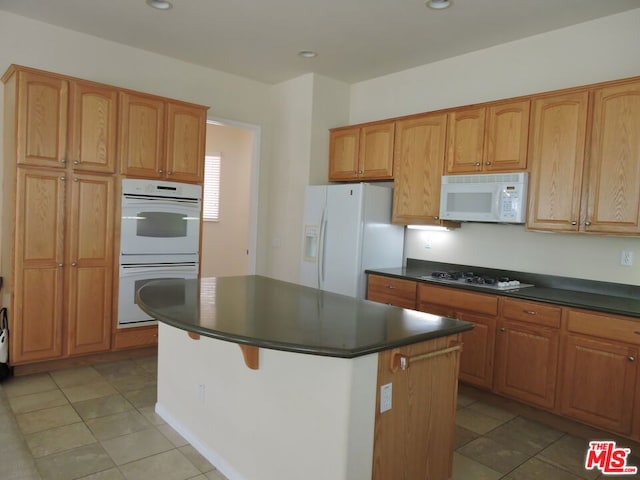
(386, 284, 396, 289)
(571, 221, 577, 225)
(358, 170, 363, 174)
(167, 171, 173, 175)
(58, 263, 63, 267)
(60, 176, 66, 182)
(499, 327, 506, 332)
(585, 221, 592, 226)
(485, 161, 492, 165)
(524, 310, 537, 315)
(60, 159, 67, 164)
(158, 169, 164, 174)
(71, 262, 77, 267)
(474, 162, 481, 166)
(630, 356, 636, 362)
(73, 178, 79, 182)
(434, 216, 439, 220)
(73, 160, 80, 165)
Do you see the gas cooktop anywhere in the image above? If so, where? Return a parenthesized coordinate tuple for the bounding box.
(420, 271, 534, 291)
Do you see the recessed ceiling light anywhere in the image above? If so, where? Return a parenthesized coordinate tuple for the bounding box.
(146, 0, 173, 10)
(426, 0, 452, 9)
(298, 50, 318, 59)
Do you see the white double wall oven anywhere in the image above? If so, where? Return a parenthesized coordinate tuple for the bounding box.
(118, 179, 202, 327)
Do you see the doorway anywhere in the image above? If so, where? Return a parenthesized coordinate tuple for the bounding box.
(200, 118, 260, 276)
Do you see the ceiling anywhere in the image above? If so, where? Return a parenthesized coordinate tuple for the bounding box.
(0, 0, 638, 84)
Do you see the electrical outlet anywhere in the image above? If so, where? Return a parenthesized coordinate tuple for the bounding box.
(424, 238, 433, 249)
(380, 383, 392, 413)
(197, 384, 206, 402)
(621, 250, 634, 267)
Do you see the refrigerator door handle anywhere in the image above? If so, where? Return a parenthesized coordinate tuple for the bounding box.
(318, 208, 327, 289)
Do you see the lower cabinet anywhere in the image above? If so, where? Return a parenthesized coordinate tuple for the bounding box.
(494, 298, 561, 409)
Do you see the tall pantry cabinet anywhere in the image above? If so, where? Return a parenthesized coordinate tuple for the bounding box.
(2, 66, 116, 364)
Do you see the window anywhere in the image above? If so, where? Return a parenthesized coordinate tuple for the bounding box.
(203, 155, 221, 221)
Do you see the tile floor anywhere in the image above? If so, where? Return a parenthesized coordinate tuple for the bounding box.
(0, 354, 638, 480)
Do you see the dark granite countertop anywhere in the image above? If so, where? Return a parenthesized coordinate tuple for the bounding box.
(136, 275, 474, 359)
(367, 259, 640, 319)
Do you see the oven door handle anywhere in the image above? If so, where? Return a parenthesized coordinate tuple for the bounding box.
(122, 198, 201, 212)
(119, 266, 199, 277)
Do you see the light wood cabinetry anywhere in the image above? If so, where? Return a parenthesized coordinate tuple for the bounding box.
(373, 335, 461, 480)
(528, 79, 640, 235)
(391, 113, 452, 225)
(119, 92, 206, 183)
(366, 274, 417, 309)
(494, 298, 561, 409)
(559, 309, 639, 435)
(328, 122, 394, 181)
(526, 91, 589, 232)
(446, 99, 530, 174)
(417, 284, 497, 389)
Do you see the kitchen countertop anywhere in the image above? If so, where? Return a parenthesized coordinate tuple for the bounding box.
(136, 275, 473, 358)
(367, 259, 640, 319)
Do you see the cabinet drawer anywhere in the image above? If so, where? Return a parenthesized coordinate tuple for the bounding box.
(112, 326, 159, 350)
(501, 298, 561, 328)
(367, 275, 417, 309)
(418, 284, 498, 316)
(566, 309, 640, 346)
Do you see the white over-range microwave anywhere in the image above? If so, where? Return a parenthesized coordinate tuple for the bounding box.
(439, 172, 528, 223)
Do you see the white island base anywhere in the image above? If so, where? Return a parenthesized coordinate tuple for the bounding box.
(155, 323, 461, 480)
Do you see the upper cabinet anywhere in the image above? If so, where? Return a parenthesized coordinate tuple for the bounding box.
(585, 80, 640, 234)
(69, 81, 118, 173)
(446, 99, 530, 174)
(328, 121, 394, 181)
(527, 79, 640, 235)
(527, 91, 589, 232)
(14, 70, 68, 169)
(120, 92, 206, 183)
(392, 113, 450, 225)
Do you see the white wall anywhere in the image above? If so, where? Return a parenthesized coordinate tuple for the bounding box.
(0, 10, 274, 275)
(201, 124, 253, 277)
(349, 9, 640, 285)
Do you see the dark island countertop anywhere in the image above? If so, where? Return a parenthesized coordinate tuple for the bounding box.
(136, 275, 474, 359)
(367, 259, 640, 319)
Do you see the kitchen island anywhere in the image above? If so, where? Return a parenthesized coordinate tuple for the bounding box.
(137, 275, 473, 480)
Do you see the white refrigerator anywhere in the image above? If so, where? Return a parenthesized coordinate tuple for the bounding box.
(299, 183, 405, 298)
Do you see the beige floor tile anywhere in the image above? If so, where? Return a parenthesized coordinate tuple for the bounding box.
(467, 400, 518, 423)
(2, 374, 58, 398)
(457, 393, 476, 409)
(50, 366, 104, 388)
(455, 425, 480, 449)
(179, 445, 214, 473)
(537, 434, 599, 480)
(62, 380, 119, 403)
(122, 385, 157, 409)
(133, 356, 158, 374)
(25, 422, 97, 458)
(119, 449, 200, 480)
(503, 457, 584, 480)
(73, 393, 135, 421)
(109, 372, 156, 394)
(86, 410, 153, 441)
(487, 416, 565, 456)
(16, 404, 82, 434)
(137, 405, 166, 426)
(455, 407, 507, 435)
(457, 436, 530, 474)
(35, 443, 114, 480)
(77, 468, 126, 480)
(157, 423, 190, 447)
(452, 452, 503, 480)
(8, 388, 69, 414)
(101, 428, 174, 465)
(94, 360, 144, 381)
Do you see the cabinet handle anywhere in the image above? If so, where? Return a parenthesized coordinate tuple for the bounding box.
(499, 327, 506, 332)
(167, 171, 173, 175)
(585, 220, 592, 226)
(386, 284, 396, 289)
(524, 310, 537, 315)
(73, 160, 80, 165)
(58, 263, 63, 267)
(571, 221, 577, 225)
(60, 159, 67, 164)
(434, 216, 439, 220)
(158, 169, 164, 174)
(474, 162, 481, 166)
(60, 176, 66, 181)
(73, 178, 79, 182)
(485, 161, 492, 165)
(71, 262, 77, 267)
(358, 170, 363, 174)
(630, 356, 636, 362)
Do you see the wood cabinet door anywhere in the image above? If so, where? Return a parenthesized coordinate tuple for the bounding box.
(12, 169, 66, 363)
(165, 102, 206, 183)
(445, 107, 485, 174)
(585, 80, 640, 234)
(119, 92, 165, 178)
(526, 91, 589, 232)
(494, 320, 559, 409)
(65, 174, 114, 355)
(560, 334, 637, 434)
(484, 99, 530, 172)
(392, 114, 447, 224)
(16, 71, 68, 169)
(328, 127, 360, 181)
(457, 311, 496, 390)
(68, 81, 118, 173)
(359, 122, 395, 180)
